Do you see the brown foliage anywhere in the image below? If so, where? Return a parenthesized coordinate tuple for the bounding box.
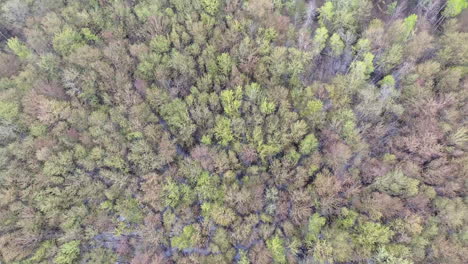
(131, 251, 167, 264)
(190, 145, 217, 172)
(0, 53, 20, 77)
(362, 192, 408, 219)
(290, 189, 312, 225)
(360, 158, 389, 185)
(249, 241, 273, 264)
(323, 132, 352, 177)
(239, 145, 258, 165)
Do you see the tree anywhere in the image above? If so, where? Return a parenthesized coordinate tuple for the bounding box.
(306, 213, 326, 243)
(217, 53, 232, 76)
(267, 234, 286, 264)
(312, 27, 329, 55)
(402, 14, 418, 40)
(300, 134, 319, 155)
(329, 33, 344, 56)
(260, 100, 276, 115)
(0, 101, 19, 121)
(54, 240, 81, 264)
(201, 0, 220, 16)
(171, 224, 199, 249)
(150, 35, 171, 53)
(220, 87, 242, 117)
(443, 0, 468, 17)
(53, 27, 84, 56)
(160, 99, 196, 144)
(373, 170, 419, 197)
(7, 37, 30, 59)
(214, 116, 234, 146)
(355, 221, 394, 257)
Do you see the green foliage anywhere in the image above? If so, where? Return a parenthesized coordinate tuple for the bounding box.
(443, 0, 468, 17)
(134, 1, 160, 20)
(163, 179, 193, 208)
(329, 33, 344, 56)
(267, 234, 287, 264)
(217, 53, 232, 75)
(402, 14, 418, 39)
(305, 99, 323, 116)
(336, 208, 358, 229)
(306, 213, 326, 243)
(53, 27, 84, 56)
(351, 52, 375, 82)
(214, 116, 234, 146)
(356, 222, 394, 255)
(386, 1, 398, 15)
(150, 35, 171, 53)
(434, 197, 467, 228)
(374, 170, 419, 197)
(258, 143, 281, 160)
(300, 134, 319, 155)
(160, 99, 195, 143)
(238, 249, 250, 264)
(43, 151, 74, 177)
(7, 37, 30, 59)
(29, 240, 54, 263)
(220, 87, 242, 116)
(54, 240, 80, 264)
(374, 246, 413, 264)
(260, 100, 276, 114)
(80, 28, 99, 42)
(201, 134, 212, 144)
(319, 1, 334, 25)
(245, 82, 262, 101)
(0, 101, 19, 121)
(201, 0, 219, 16)
(115, 198, 143, 223)
(195, 171, 222, 201)
(379, 75, 395, 88)
(172, 225, 198, 249)
(203, 202, 236, 226)
(313, 27, 329, 55)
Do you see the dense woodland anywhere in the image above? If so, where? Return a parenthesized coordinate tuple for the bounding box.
(0, 0, 467, 263)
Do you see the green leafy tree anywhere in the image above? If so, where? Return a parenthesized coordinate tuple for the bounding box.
(374, 247, 413, 264)
(0, 101, 19, 121)
(214, 116, 234, 146)
(7, 37, 30, 59)
(306, 213, 326, 243)
(53, 27, 84, 56)
(217, 53, 232, 75)
(260, 100, 276, 114)
(373, 170, 419, 197)
(300, 134, 319, 155)
(115, 198, 143, 224)
(171, 225, 199, 249)
(443, 0, 468, 17)
(160, 99, 195, 144)
(220, 87, 242, 117)
(312, 27, 329, 55)
(150, 35, 171, 53)
(329, 33, 344, 56)
(402, 14, 418, 40)
(267, 234, 287, 264)
(318, 1, 334, 26)
(54, 240, 80, 264)
(356, 222, 394, 257)
(201, 0, 219, 16)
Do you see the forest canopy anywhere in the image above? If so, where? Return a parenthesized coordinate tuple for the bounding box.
(0, 0, 467, 263)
